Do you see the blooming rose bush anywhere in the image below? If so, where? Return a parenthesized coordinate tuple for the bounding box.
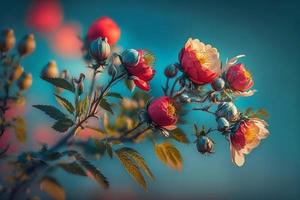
(0, 21, 269, 199)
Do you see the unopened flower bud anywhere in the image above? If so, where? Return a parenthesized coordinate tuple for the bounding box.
(216, 102, 239, 121)
(60, 70, 70, 80)
(78, 81, 84, 96)
(164, 64, 178, 78)
(89, 37, 111, 63)
(9, 65, 24, 82)
(0, 29, 15, 52)
(18, 34, 36, 57)
(18, 73, 33, 90)
(41, 61, 59, 78)
(211, 77, 225, 91)
(179, 94, 191, 103)
(217, 117, 230, 132)
(121, 49, 140, 67)
(55, 70, 70, 94)
(196, 136, 214, 154)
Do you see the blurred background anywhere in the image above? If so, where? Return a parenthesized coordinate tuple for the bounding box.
(0, 0, 300, 199)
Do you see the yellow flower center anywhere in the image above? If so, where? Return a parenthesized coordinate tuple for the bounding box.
(167, 103, 176, 116)
(244, 124, 258, 144)
(243, 68, 252, 79)
(196, 53, 206, 65)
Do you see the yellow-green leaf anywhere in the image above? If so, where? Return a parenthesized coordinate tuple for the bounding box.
(14, 117, 26, 142)
(55, 94, 74, 114)
(119, 147, 155, 181)
(115, 149, 147, 190)
(76, 96, 89, 117)
(71, 151, 109, 189)
(169, 128, 190, 144)
(100, 98, 113, 114)
(40, 176, 65, 200)
(154, 142, 182, 171)
(58, 162, 86, 177)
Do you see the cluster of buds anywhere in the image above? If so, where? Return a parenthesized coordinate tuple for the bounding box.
(0, 28, 35, 91)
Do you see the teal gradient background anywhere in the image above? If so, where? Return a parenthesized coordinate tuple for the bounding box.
(1, 0, 299, 199)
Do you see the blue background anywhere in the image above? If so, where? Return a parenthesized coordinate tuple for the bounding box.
(1, 0, 299, 199)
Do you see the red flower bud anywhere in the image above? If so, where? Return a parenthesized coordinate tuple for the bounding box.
(147, 96, 177, 130)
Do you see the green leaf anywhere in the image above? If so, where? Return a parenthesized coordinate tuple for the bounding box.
(106, 143, 113, 158)
(52, 118, 74, 132)
(132, 91, 150, 102)
(169, 128, 190, 144)
(76, 96, 89, 117)
(59, 162, 87, 177)
(119, 147, 155, 181)
(42, 77, 75, 93)
(100, 98, 113, 114)
(33, 105, 66, 121)
(70, 151, 109, 189)
(55, 94, 74, 114)
(107, 92, 123, 99)
(40, 176, 65, 200)
(115, 148, 147, 190)
(44, 152, 63, 161)
(14, 117, 26, 143)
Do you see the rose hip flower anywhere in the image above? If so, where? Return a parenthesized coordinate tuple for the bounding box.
(230, 118, 269, 166)
(179, 38, 221, 84)
(147, 96, 177, 130)
(87, 16, 121, 45)
(226, 63, 254, 92)
(122, 49, 155, 91)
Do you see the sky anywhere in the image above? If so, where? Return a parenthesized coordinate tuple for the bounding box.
(1, 0, 300, 199)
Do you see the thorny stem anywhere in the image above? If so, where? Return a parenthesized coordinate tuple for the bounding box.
(170, 76, 181, 97)
(193, 106, 215, 115)
(0, 57, 12, 156)
(6, 72, 127, 199)
(163, 77, 170, 95)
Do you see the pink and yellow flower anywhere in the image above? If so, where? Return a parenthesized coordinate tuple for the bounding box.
(226, 63, 254, 92)
(179, 38, 221, 84)
(147, 96, 177, 130)
(230, 118, 269, 167)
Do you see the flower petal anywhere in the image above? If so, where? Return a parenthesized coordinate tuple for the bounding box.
(230, 143, 245, 167)
(132, 77, 150, 91)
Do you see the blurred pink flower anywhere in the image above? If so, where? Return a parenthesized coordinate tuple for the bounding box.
(32, 126, 60, 148)
(26, 0, 63, 33)
(0, 129, 20, 155)
(4, 100, 25, 121)
(50, 23, 83, 58)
